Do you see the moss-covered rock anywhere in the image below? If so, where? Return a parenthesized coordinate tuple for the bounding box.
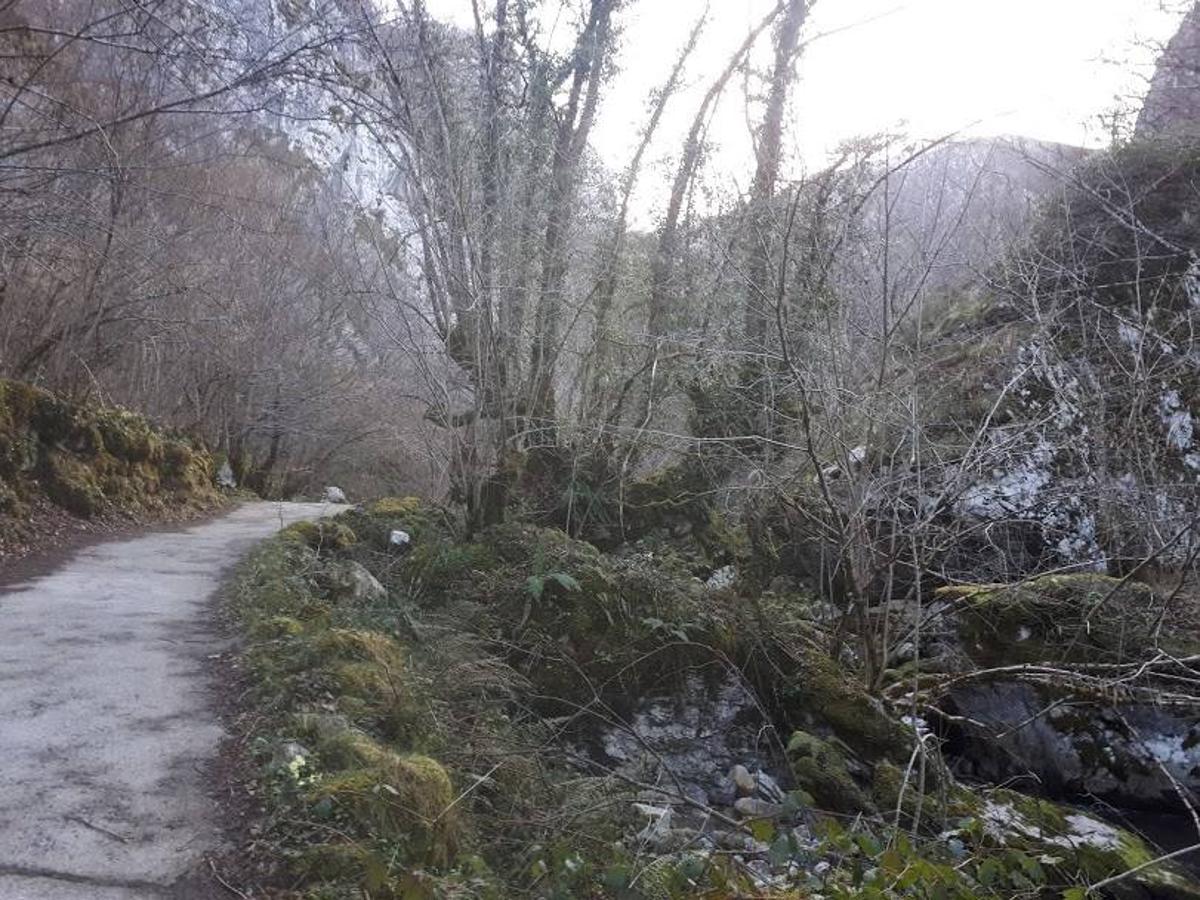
(336, 496, 450, 553)
(42, 450, 107, 516)
(369, 496, 424, 517)
(282, 519, 357, 552)
(315, 629, 411, 725)
(94, 408, 163, 463)
(787, 730, 873, 813)
(939, 573, 1167, 666)
(307, 750, 458, 867)
(321, 559, 388, 604)
(949, 788, 1200, 899)
(0, 378, 219, 526)
(935, 575, 1200, 814)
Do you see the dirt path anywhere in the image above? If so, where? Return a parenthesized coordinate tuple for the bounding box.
(0, 501, 342, 899)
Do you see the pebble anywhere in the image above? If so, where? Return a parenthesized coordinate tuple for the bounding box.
(718, 831, 768, 852)
(756, 770, 786, 803)
(730, 764, 756, 796)
(734, 797, 785, 819)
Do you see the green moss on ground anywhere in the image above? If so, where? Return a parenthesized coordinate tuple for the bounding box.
(228, 526, 475, 897)
(307, 749, 458, 868)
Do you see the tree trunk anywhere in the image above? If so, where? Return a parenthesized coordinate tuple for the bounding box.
(743, 0, 808, 440)
(526, 0, 613, 433)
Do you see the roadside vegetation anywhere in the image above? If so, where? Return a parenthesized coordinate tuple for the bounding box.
(226, 499, 1199, 899)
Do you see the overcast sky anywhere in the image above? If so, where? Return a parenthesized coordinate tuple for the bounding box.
(427, 0, 1189, 215)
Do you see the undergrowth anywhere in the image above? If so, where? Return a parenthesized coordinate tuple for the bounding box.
(226, 499, 1197, 899)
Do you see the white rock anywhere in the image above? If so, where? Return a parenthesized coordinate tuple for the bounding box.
(706, 565, 737, 591)
(632, 803, 674, 848)
(633, 802, 670, 819)
(324, 485, 348, 503)
(327, 561, 386, 604)
(389, 529, 412, 551)
(216, 460, 236, 489)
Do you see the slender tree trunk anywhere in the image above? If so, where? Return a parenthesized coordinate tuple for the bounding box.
(527, 0, 613, 432)
(648, 3, 783, 341)
(584, 11, 707, 421)
(630, 3, 782, 425)
(743, 0, 808, 440)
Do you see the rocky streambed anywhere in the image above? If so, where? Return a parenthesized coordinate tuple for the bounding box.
(568, 671, 815, 889)
(569, 667, 1198, 894)
(562, 570, 1200, 893)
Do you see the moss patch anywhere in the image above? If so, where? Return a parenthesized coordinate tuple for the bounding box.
(938, 573, 1168, 665)
(0, 378, 219, 527)
(787, 730, 873, 814)
(307, 749, 458, 867)
(281, 519, 357, 552)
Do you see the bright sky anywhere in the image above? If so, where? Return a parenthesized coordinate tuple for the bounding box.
(427, 0, 1188, 213)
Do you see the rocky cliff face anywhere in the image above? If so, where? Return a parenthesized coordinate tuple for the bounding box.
(1137, 3, 1200, 136)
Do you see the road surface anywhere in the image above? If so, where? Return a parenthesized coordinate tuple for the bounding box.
(0, 502, 340, 899)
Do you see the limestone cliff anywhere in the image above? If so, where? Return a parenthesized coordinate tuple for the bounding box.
(1137, 3, 1200, 135)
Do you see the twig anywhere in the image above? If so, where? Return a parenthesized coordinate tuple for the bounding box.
(594, 766, 749, 832)
(65, 814, 129, 844)
(1088, 842, 1200, 894)
(208, 857, 251, 899)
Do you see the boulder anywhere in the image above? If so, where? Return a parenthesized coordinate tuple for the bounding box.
(324, 560, 387, 604)
(324, 485, 348, 504)
(948, 679, 1200, 812)
(282, 520, 357, 551)
(942, 574, 1162, 667)
(935, 575, 1200, 812)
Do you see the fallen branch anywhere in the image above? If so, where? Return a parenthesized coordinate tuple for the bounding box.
(1088, 842, 1200, 894)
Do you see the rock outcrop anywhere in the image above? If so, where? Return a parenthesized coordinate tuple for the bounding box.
(932, 576, 1200, 814)
(1138, 4, 1200, 136)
